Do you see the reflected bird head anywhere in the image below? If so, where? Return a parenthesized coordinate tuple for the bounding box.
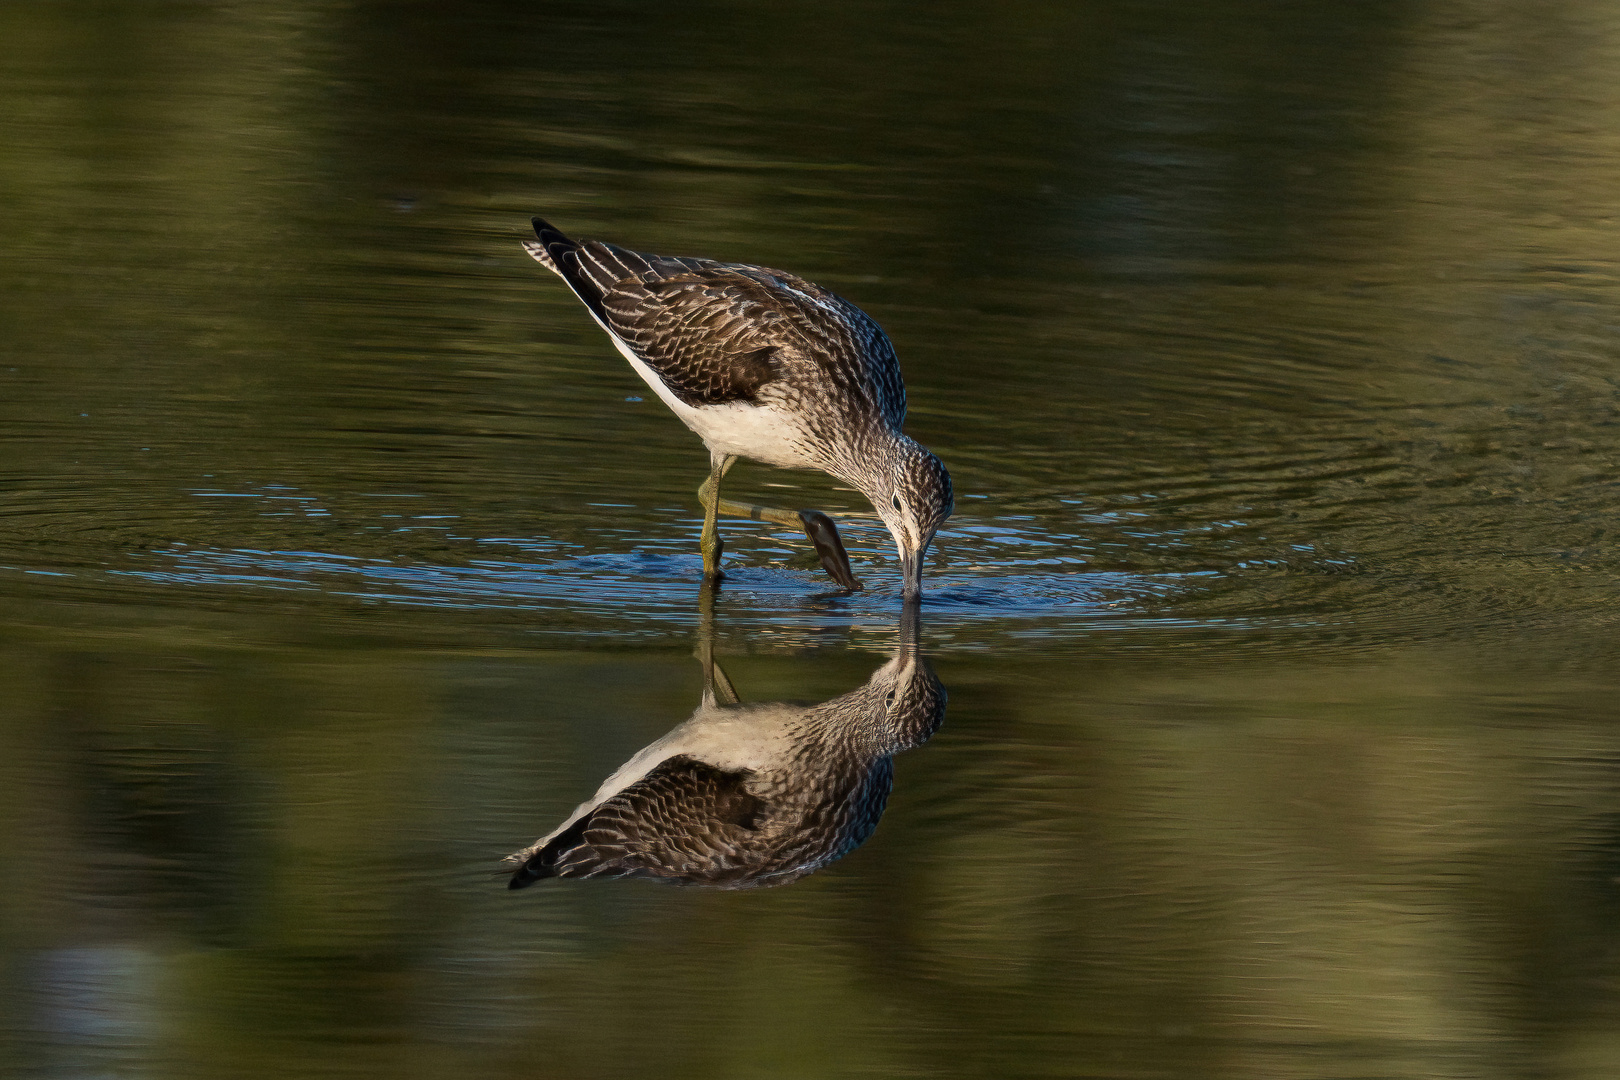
(505, 607, 945, 890)
(842, 598, 945, 753)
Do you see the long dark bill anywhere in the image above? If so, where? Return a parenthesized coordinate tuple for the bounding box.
(900, 545, 925, 601)
(898, 595, 922, 651)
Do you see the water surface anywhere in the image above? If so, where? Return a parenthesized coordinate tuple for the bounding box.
(4, 2, 1620, 1078)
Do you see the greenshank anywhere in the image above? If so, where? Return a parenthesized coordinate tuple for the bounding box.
(524, 217, 953, 598)
(505, 596, 944, 888)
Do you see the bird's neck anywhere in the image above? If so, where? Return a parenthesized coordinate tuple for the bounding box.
(826, 428, 914, 501)
(811, 652, 942, 758)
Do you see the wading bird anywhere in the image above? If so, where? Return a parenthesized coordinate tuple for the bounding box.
(523, 217, 952, 598)
(505, 593, 944, 889)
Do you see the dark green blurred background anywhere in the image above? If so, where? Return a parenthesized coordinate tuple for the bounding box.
(4, 2, 1620, 1078)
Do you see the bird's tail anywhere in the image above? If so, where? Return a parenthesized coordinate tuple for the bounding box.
(504, 812, 594, 890)
(523, 216, 712, 327)
(523, 216, 577, 275)
(523, 216, 611, 322)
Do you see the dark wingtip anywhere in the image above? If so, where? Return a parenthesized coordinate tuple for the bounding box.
(531, 215, 565, 241)
(507, 857, 555, 890)
(507, 813, 595, 891)
(797, 510, 862, 591)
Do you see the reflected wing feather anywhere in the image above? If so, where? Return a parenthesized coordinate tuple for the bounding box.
(516, 755, 774, 886)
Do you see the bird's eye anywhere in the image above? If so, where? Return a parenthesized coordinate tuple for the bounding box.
(891, 494, 903, 512)
(884, 690, 896, 709)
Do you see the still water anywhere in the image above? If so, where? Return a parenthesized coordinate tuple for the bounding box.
(4, 1, 1620, 1077)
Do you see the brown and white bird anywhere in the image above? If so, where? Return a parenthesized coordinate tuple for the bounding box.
(505, 602, 945, 889)
(523, 216, 952, 598)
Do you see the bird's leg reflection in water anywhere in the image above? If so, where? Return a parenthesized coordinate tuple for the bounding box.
(505, 588, 945, 890)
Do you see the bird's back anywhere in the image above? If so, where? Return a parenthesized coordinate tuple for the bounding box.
(524, 218, 907, 430)
(505, 700, 895, 889)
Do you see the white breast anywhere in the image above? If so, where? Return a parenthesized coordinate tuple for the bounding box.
(600, 325, 818, 470)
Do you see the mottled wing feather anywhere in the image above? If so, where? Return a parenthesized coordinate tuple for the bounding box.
(520, 755, 774, 886)
(598, 268, 796, 406)
(527, 219, 908, 424)
(841, 757, 894, 856)
(816, 291, 906, 429)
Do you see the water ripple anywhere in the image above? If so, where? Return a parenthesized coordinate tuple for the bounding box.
(107, 539, 1187, 638)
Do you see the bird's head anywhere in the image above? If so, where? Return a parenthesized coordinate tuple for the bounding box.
(836, 598, 947, 754)
(869, 438, 953, 599)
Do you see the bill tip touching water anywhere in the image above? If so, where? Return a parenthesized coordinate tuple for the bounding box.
(523, 215, 953, 599)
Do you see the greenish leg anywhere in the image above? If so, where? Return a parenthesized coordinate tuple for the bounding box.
(714, 496, 804, 530)
(696, 455, 862, 591)
(697, 453, 737, 579)
(695, 577, 740, 708)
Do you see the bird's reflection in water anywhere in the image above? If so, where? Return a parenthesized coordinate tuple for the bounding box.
(506, 594, 945, 890)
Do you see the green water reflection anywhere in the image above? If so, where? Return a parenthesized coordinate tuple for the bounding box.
(4, 0, 1620, 1077)
(505, 598, 944, 889)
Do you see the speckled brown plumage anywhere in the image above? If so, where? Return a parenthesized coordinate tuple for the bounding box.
(523, 215, 954, 598)
(505, 627, 945, 890)
(530, 219, 905, 420)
